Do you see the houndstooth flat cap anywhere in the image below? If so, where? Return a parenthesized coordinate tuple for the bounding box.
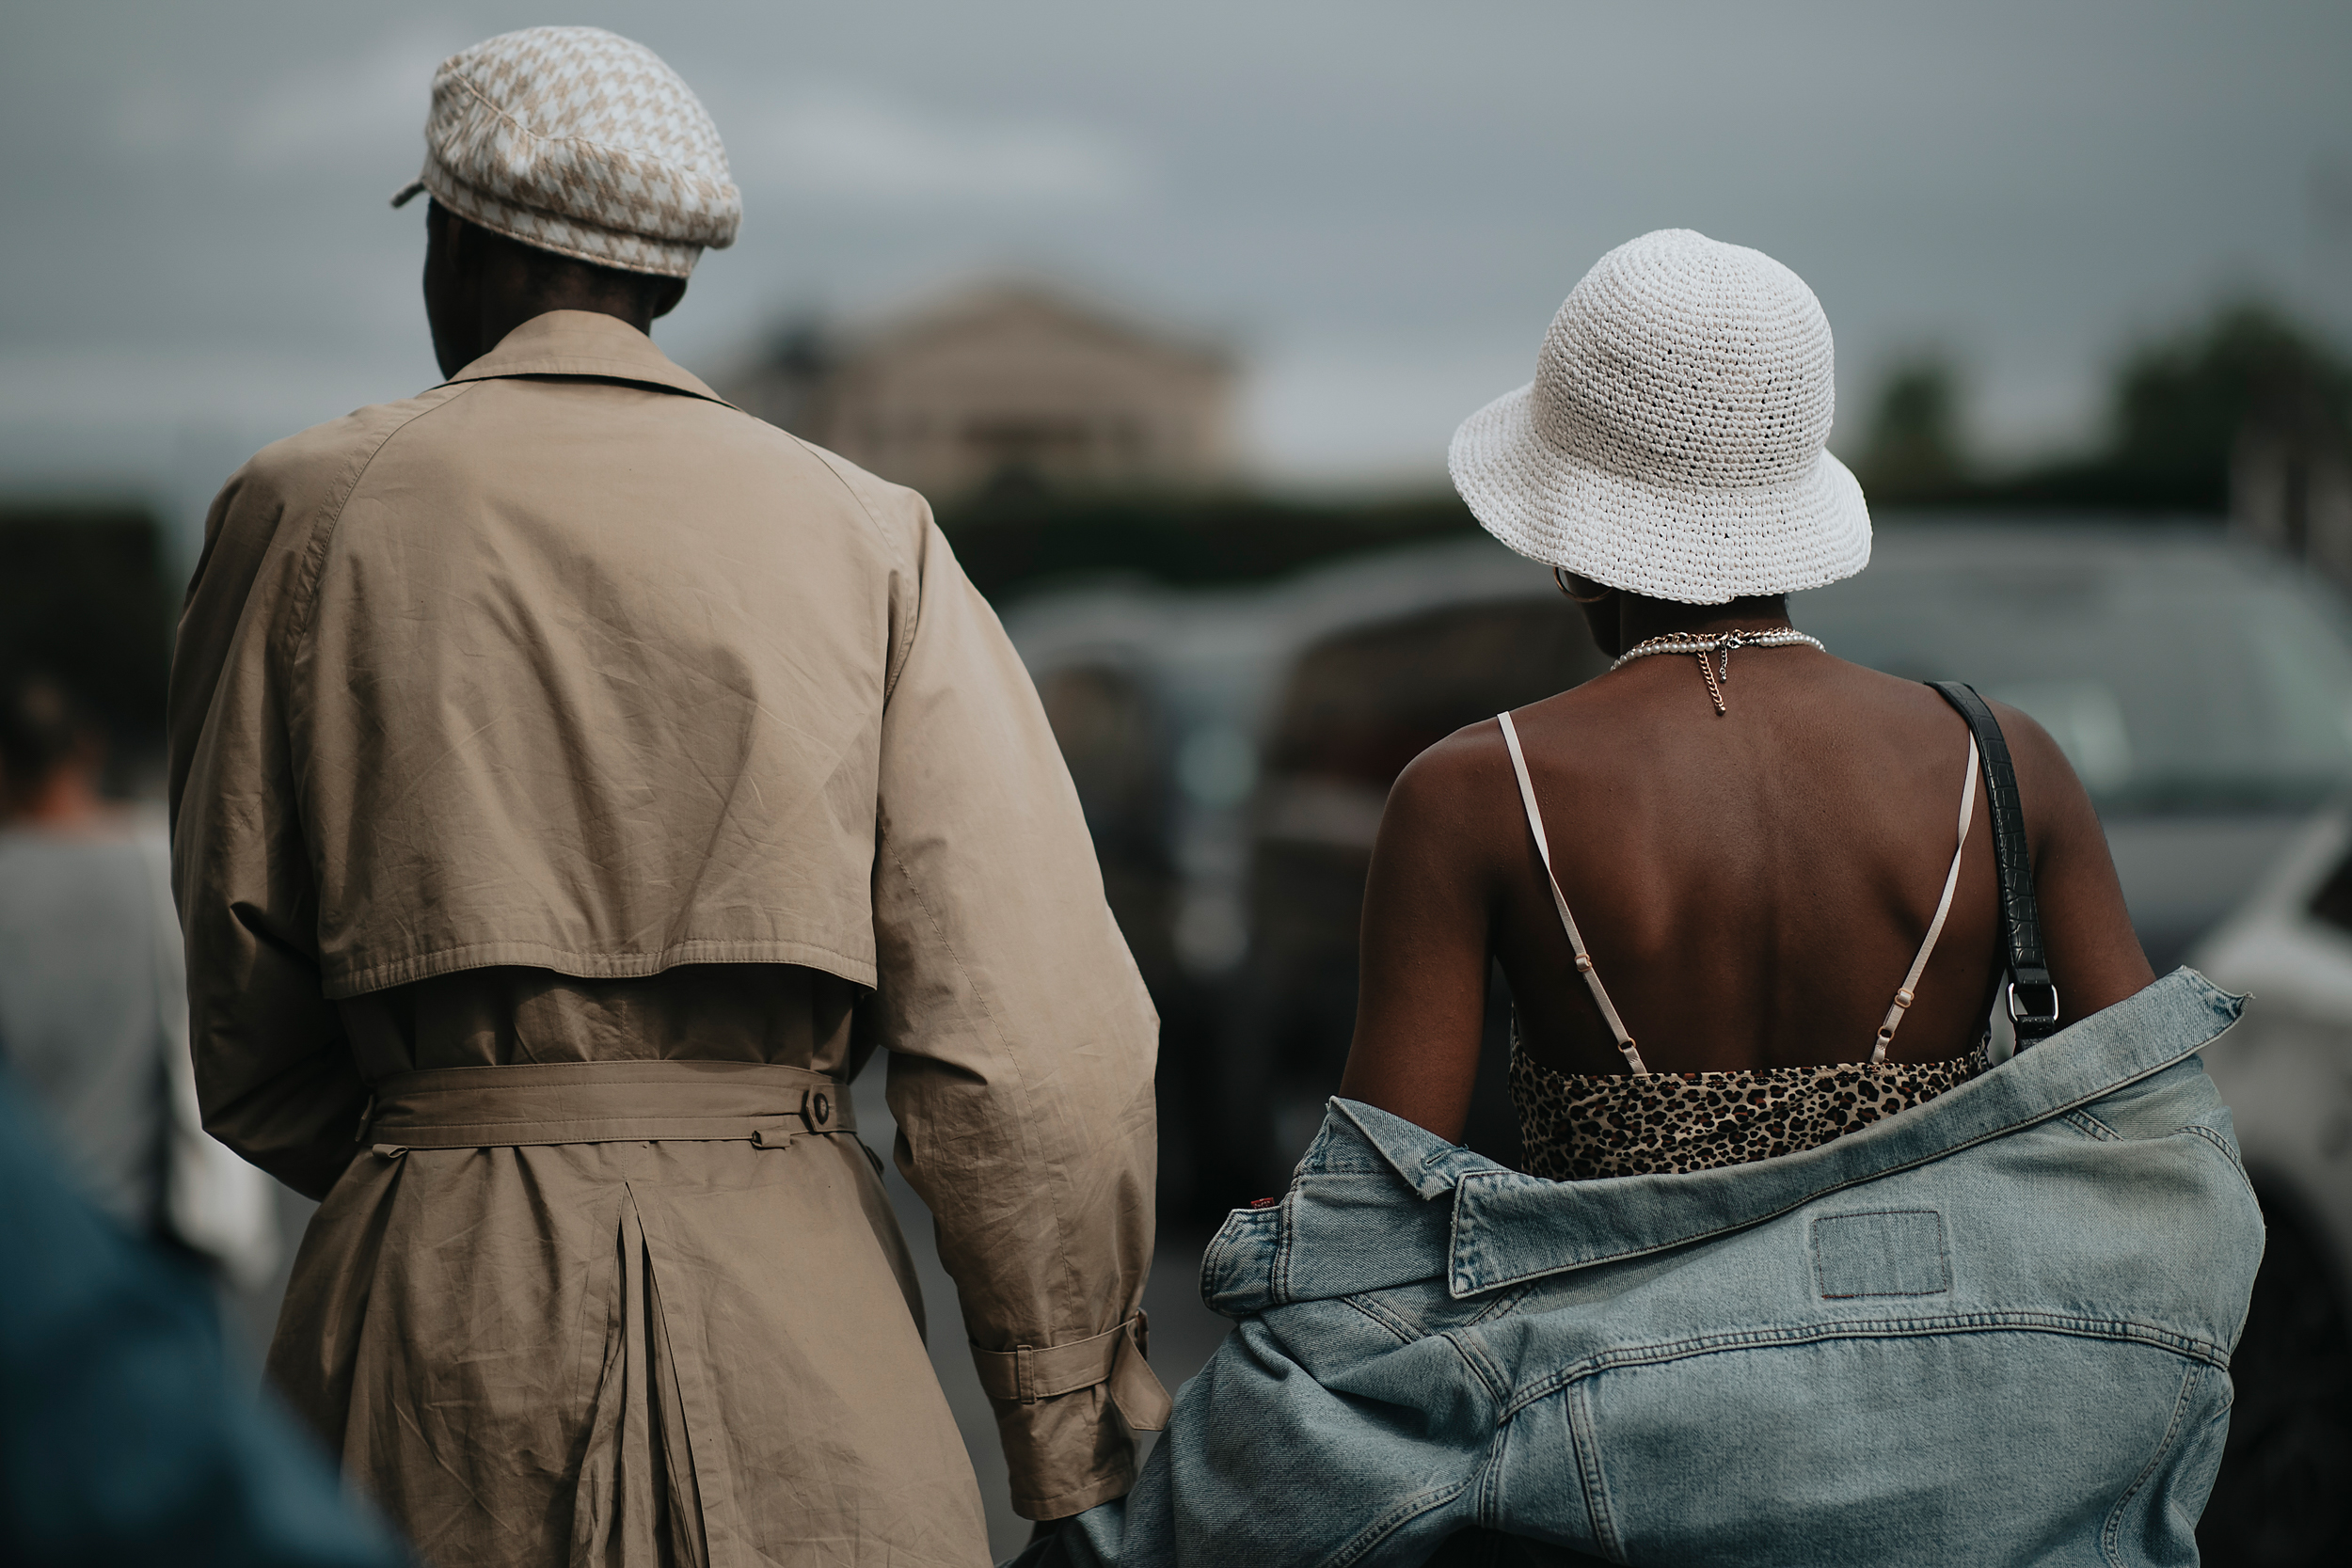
(391, 26, 739, 278)
(1450, 229, 1870, 605)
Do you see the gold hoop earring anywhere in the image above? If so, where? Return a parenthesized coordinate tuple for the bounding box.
(1554, 567, 1612, 605)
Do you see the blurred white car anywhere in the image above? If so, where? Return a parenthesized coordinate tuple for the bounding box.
(2188, 813, 2352, 1563)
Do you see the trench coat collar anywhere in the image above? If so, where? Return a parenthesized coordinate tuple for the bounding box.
(443, 309, 733, 406)
(1313, 966, 2245, 1298)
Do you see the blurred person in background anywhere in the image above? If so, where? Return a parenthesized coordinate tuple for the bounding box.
(0, 668, 277, 1287)
(169, 25, 1162, 1568)
(0, 1065, 405, 1568)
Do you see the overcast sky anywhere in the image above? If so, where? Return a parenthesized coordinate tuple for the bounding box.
(4, 1, 2348, 559)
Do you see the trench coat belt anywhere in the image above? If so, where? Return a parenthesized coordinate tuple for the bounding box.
(970, 1311, 1173, 1432)
(359, 1061, 856, 1151)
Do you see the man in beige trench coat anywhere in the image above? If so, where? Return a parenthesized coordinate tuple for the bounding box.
(168, 26, 1165, 1568)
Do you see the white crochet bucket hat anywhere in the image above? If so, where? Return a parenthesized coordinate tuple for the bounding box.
(1449, 229, 1869, 604)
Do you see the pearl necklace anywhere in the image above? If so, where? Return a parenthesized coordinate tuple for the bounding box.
(1610, 627, 1824, 715)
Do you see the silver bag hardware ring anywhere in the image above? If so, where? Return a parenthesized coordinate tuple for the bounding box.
(360, 1059, 855, 1151)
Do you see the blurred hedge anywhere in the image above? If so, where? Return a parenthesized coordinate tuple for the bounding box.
(942, 489, 1480, 603)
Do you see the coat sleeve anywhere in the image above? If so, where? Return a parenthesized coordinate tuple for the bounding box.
(867, 508, 1163, 1521)
(167, 441, 369, 1202)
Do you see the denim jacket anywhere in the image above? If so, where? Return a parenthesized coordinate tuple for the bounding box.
(1025, 970, 2263, 1567)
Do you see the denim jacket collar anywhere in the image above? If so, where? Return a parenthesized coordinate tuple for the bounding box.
(1299, 969, 2243, 1301)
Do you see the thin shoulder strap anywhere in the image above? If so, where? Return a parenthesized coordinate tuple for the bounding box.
(1496, 712, 1648, 1075)
(1870, 735, 1978, 1063)
(1930, 681, 2060, 1047)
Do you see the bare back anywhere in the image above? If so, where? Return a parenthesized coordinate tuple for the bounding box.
(1339, 644, 2155, 1140)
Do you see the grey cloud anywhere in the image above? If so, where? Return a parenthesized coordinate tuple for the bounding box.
(731, 86, 1149, 207)
(1, 0, 2346, 529)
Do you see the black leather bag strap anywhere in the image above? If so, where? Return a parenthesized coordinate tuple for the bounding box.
(1928, 681, 2062, 1046)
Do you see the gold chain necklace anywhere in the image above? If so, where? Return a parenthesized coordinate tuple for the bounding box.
(1610, 628, 1824, 714)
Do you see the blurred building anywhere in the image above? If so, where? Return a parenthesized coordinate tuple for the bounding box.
(723, 281, 1236, 501)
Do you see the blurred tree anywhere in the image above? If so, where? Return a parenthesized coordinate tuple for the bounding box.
(1984, 302, 2352, 515)
(1852, 354, 1972, 503)
(1852, 303, 2352, 518)
(2106, 303, 2352, 511)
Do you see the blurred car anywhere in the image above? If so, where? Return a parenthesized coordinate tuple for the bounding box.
(1232, 564, 1607, 1188)
(1010, 581, 1268, 1211)
(1799, 523, 2352, 970)
(1005, 542, 1595, 1211)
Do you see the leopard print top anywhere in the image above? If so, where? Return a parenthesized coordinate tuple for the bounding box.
(1508, 1025, 1984, 1181)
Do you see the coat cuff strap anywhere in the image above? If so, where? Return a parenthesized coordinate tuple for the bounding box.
(971, 1311, 1172, 1431)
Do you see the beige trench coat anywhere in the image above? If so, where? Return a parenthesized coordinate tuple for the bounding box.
(168, 312, 1163, 1567)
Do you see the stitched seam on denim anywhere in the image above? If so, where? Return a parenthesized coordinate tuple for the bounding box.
(1325, 1478, 1471, 1568)
(2178, 1121, 2248, 1176)
(1204, 1212, 1279, 1316)
(1200, 1209, 1277, 1311)
(2103, 1360, 2202, 1566)
(1567, 1378, 1623, 1560)
(1445, 1328, 1510, 1404)
(1196, 1223, 1232, 1309)
(1466, 1284, 1531, 1327)
(2169, 1121, 2260, 1217)
(1297, 1117, 1343, 1173)
(1343, 1292, 1421, 1346)
(1809, 1208, 1951, 1299)
(1475, 1419, 1511, 1530)
(1274, 1196, 1297, 1307)
(2063, 1107, 2122, 1141)
(1451, 1024, 2232, 1292)
(1502, 1312, 2226, 1419)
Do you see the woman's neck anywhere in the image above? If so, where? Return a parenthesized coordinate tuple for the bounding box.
(1603, 593, 1793, 659)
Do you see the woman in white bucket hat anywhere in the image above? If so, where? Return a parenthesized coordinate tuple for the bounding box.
(1343, 226, 2154, 1168)
(1019, 231, 2259, 1568)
